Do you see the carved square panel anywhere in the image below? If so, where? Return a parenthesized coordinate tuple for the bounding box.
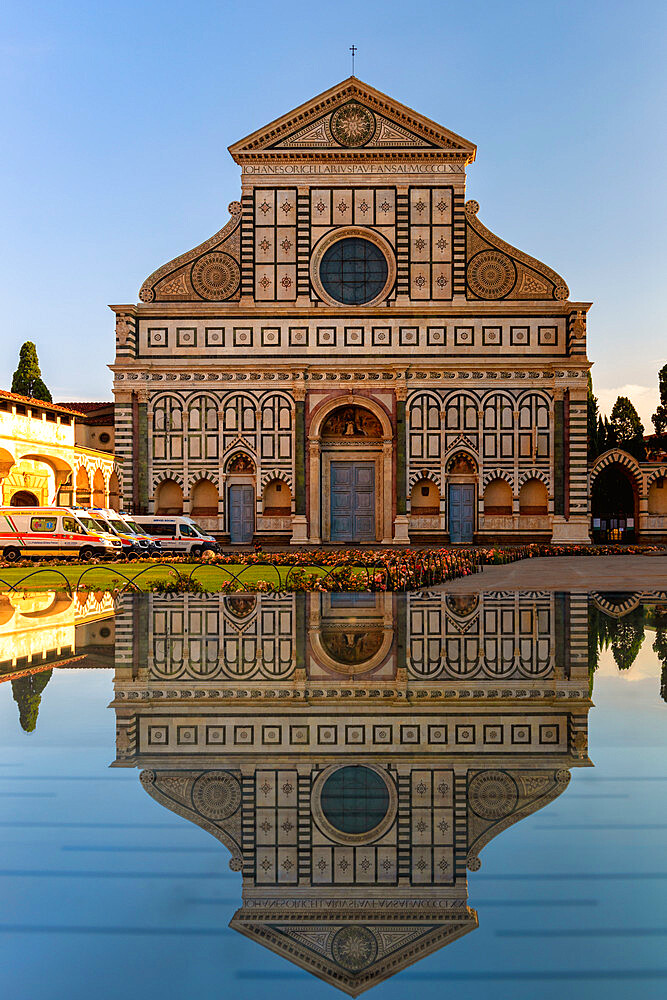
(373, 724, 392, 744)
(290, 725, 309, 745)
(455, 724, 475, 744)
(539, 326, 557, 346)
(318, 724, 337, 745)
(539, 723, 559, 744)
(372, 326, 391, 347)
(511, 724, 531, 744)
(205, 725, 225, 745)
(205, 327, 224, 348)
(289, 327, 308, 347)
(431, 263, 452, 300)
(484, 724, 504, 744)
(176, 327, 196, 348)
(428, 723, 447, 743)
(261, 327, 281, 348)
(399, 327, 419, 347)
(510, 326, 530, 347)
(177, 725, 197, 746)
(455, 326, 474, 347)
(401, 724, 420, 744)
(233, 328, 253, 348)
(483, 326, 502, 347)
(255, 190, 275, 225)
(317, 327, 336, 347)
(345, 724, 365, 745)
(344, 327, 364, 347)
(148, 328, 168, 348)
(262, 725, 282, 745)
(147, 725, 167, 745)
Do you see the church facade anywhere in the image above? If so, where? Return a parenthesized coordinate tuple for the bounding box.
(111, 78, 591, 545)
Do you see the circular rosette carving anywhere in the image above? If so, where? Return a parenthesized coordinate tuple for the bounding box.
(191, 252, 240, 301)
(331, 926, 378, 971)
(469, 770, 518, 820)
(467, 250, 516, 299)
(554, 281, 569, 300)
(330, 102, 376, 147)
(466, 854, 481, 871)
(192, 772, 241, 820)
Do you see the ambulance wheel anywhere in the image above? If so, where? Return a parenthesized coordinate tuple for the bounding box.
(79, 546, 95, 562)
(191, 545, 202, 558)
(3, 547, 20, 563)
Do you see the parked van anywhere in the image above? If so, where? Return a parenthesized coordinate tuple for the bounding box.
(0, 507, 122, 562)
(132, 515, 220, 556)
(87, 508, 158, 557)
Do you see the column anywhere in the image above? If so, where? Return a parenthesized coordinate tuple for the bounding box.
(136, 389, 149, 514)
(291, 382, 308, 544)
(218, 406, 225, 532)
(114, 388, 134, 510)
(551, 385, 591, 544)
(393, 385, 409, 543)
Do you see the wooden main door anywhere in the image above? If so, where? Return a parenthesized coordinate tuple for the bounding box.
(448, 484, 475, 543)
(330, 462, 376, 542)
(229, 484, 254, 544)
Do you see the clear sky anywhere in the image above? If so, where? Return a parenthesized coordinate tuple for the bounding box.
(1, 0, 665, 427)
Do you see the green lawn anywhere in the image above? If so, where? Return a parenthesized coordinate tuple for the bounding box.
(0, 560, 334, 592)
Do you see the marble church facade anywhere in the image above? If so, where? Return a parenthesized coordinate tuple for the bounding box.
(111, 78, 591, 545)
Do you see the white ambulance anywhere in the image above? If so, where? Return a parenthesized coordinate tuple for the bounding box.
(131, 515, 220, 556)
(0, 507, 122, 562)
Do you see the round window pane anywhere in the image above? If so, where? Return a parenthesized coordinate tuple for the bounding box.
(320, 765, 390, 834)
(319, 237, 389, 305)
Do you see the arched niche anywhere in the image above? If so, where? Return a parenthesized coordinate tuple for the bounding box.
(155, 478, 184, 515)
(483, 478, 512, 515)
(518, 478, 548, 515)
(190, 479, 218, 518)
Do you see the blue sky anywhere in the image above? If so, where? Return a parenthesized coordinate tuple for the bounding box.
(1, 0, 665, 426)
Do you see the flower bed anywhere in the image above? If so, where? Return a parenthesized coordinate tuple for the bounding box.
(0, 543, 662, 595)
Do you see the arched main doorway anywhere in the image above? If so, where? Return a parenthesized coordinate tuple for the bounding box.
(311, 401, 392, 544)
(446, 453, 478, 543)
(591, 463, 638, 542)
(225, 452, 256, 544)
(10, 490, 39, 506)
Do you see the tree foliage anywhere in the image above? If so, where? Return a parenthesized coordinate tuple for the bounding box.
(11, 670, 53, 733)
(11, 341, 52, 402)
(652, 363, 667, 437)
(610, 396, 645, 460)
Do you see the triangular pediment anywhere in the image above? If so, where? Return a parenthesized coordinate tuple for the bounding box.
(230, 910, 478, 995)
(228, 77, 476, 161)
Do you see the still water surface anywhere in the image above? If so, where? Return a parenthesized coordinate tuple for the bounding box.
(0, 590, 665, 999)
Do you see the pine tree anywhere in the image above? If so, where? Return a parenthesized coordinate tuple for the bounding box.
(611, 606, 645, 671)
(11, 670, 53, 733)
(610, 396, 645, 460)
(11, 341, 52, 402)
(651, 363, 667, 437)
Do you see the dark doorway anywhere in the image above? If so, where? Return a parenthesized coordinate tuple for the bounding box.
(10, 491, 39, 506)
(591, 465, 637, 542)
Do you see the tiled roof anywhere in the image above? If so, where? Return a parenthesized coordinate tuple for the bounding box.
(57, 401, 114, 413)
(0, 388, 84, 417)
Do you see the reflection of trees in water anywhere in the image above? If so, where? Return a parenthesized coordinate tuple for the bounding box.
(589, 597, 667, 702)
(11, 670, 52, 733)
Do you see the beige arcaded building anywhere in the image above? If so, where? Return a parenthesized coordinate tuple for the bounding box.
(111, 77, 592, 546)
(0, 389, 118, 509)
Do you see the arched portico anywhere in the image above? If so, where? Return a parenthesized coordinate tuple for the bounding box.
(308, 396, 394, 544)
(590, 450, 641, 542)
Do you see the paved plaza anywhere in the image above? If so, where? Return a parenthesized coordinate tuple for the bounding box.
(439, 553, 667, 591)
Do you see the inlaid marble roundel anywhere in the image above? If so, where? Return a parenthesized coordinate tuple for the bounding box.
(467, 249, 516, 299)
(192, 772, 241, 820)
(191, 252, 240, 300)
(330, 102, 376, 147)
(331, 926, 378, 971)
(469, 770, 518, 820)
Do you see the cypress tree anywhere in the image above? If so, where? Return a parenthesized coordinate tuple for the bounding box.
(11, 341, 52, 402)
(11, 670, 53, 733)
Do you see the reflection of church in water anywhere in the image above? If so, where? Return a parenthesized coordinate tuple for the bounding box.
(112, 591, 591, 995)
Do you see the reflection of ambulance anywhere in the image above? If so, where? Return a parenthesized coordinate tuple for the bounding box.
(0, 507, 122, 562)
